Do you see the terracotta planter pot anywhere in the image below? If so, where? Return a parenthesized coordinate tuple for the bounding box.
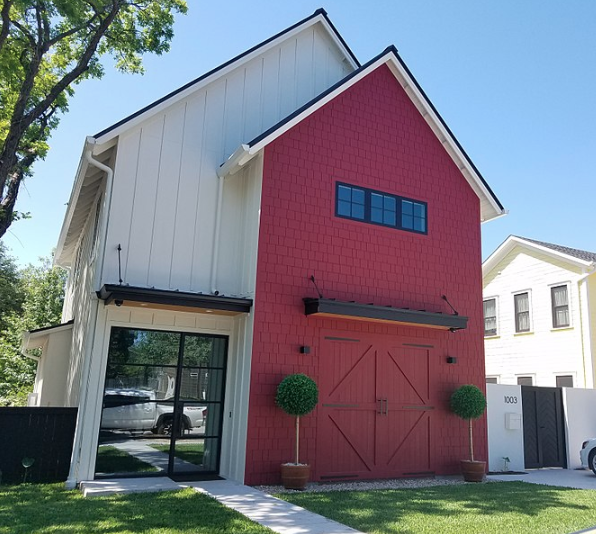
(461, 460, 486, 482)
(280, 463, 310, 490)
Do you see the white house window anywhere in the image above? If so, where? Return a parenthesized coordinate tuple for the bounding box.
(517, 376, 533, 386)
(483, 298, 497, 336)
(556, 375, 573, 388)
(514, 292, 530, 333)
(551, 285, 570, 328)
(486, 377, 498, 384)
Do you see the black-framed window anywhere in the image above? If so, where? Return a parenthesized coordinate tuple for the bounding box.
(551, 285, 570, 328)
(556, 375, 573, 388)
(514, 292, 530, 333)
(483, 298, 497, 336)
(335, 182, 427, 234)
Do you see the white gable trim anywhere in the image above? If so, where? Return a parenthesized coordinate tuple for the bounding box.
(483, 236, 595, 278)
(94, 13, 358, 146)
(220, 49, 505, 223)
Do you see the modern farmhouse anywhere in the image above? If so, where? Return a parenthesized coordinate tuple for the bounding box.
(24, 9, 504, 487)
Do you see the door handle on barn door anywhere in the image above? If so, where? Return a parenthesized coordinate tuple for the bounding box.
(384, 398, 389, 416)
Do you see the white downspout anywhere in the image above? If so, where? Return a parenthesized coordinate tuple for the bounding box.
(210, 174, 225, 294)
(84, 137, 114, 292)
(66, 138, 113, 488)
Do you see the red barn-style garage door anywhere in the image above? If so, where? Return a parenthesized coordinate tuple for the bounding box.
(317, 333, 435, 480)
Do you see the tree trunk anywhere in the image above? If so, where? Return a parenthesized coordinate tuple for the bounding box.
(469, 418, 474, 462)
(295, 415, 300, 464)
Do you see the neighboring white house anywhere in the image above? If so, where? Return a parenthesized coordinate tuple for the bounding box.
(483, 235, 596, 388)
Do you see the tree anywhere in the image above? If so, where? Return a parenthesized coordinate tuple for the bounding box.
(0, 0, 188, 238)
(0, 255, 67, 405)
(0, 241, 23, 331)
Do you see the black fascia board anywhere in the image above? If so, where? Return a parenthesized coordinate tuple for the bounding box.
(94, 9, 359, 140)
(303, 298, 468, 330)
(97, 284, 253, 313)
(247, 47, 390, 148)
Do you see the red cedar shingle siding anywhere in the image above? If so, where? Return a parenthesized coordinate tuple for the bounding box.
(245, 64, 486, 485)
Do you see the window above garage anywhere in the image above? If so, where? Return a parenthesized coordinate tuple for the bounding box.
(335, 182, 427, 234)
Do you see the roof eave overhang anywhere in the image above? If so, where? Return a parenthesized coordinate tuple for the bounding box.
(22, 320, 75, 351)
(97, 284, 253, 314)
(220, 48, 505, 223)
(304, 298, 468, 331)
(483, 235, 595, 278)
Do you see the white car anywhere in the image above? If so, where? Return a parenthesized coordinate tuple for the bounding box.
(101, 388, 205, 434)
(580, 439, 596, 474)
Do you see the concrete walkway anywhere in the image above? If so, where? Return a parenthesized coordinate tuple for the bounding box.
(80, 477, 363, 534)
(487, 467, 596, 490)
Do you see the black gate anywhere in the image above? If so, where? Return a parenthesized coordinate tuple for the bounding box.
(522, 386, 566, 468)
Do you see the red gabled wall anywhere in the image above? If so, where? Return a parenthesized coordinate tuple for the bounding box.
(244, 64, 486, 485)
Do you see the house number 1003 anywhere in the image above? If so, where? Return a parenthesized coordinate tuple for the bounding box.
(504, 396, 518, 404)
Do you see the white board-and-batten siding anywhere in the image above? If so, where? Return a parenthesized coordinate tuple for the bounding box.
(102, 24, 353, 296)
(484, 245, 596, 388)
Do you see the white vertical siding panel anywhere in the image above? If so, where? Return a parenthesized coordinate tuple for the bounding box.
(295, 28, 315, 108)
(147, 104, 186, 288)
(190, 81, 227, 291)
(242, 62, 264, 143)
(170, 93, 207, 290)
(223, 69, 247, 158)
(102, 131, 141, 285)
(278, 40, 298, 119)
(218, 175, 245, 295)
(313, 27, 332, 95)
(124, 117, 164, 284)
(260, 50, 281, 134)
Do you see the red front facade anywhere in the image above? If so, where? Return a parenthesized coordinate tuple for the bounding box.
(245, 64, 487, 485)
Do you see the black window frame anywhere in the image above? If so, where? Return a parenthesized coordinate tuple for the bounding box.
(551, 284, 570, 328)
(335, 182, 428, 235)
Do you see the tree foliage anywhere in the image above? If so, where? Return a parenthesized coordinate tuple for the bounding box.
(276, 374, 319, 417)
(0, 251, 67, 405)
(0, 0, 187, 237)
(450, 384, 487, 421)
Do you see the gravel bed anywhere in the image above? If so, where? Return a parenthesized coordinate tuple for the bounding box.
(255, 475, 471, 494)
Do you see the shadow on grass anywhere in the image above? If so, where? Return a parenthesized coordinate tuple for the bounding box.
(278, 481, 596, 534)
(0, 484, 272, 534)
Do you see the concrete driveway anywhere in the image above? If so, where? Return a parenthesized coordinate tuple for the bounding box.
(488, 467, 596, 490)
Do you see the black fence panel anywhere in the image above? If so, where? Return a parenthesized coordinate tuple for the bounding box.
(0, 407, 77, 483)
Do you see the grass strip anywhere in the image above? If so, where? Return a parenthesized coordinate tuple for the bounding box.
(277, 481, 596, 534)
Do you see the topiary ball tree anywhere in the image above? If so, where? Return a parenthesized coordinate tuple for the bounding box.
(450, 384, 487, 462)
(276, 374, 319, 465)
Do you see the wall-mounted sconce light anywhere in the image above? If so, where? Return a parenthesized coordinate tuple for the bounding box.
(299, 346, 311, 354)
(446, 356, 457, 364)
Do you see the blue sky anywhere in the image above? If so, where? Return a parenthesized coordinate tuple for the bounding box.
(2, 0, 595, 266)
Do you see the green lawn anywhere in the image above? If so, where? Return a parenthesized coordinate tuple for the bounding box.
(0, 483, 273, 534)
(150, 443, 204, 465)
(95, 445, 159, 474)
(277, 481, 596, 534)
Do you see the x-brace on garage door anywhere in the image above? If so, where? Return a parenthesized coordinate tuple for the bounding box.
(317, 334, 435, 480)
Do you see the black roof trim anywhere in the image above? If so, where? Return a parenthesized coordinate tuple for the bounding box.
(28, 320, 74, 334)
(97, 284, 253, 313)
(248, 47, 391, 148)
(94, 9, 359, 140)
(303, 298, 468, 330)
